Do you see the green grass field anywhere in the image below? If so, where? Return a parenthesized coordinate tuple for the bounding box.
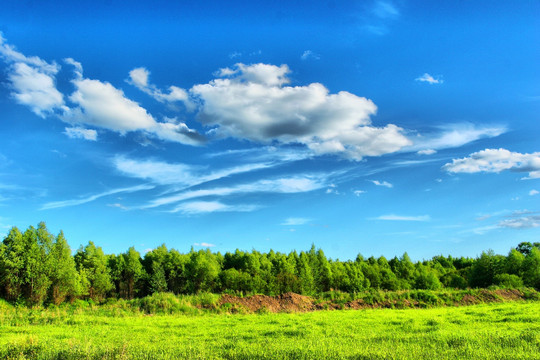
(1, 301, 539, 359)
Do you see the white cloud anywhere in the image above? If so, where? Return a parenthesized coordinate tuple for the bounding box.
(0, 34, 64, 116)
(530, 190, 539, 196)
(498, 215, 540, 229)
(113, 155, 272, 187)
(372, 1, 400, 19)
(443, 148, 540, 179)
(281, 217, 311, 226)
(408, 123, 506, 152)
(191, 63, 411, 160)
(127, 67, 195, 110)
(354, 190, 366, 196)
(301, 50, 320, 60)
(41, 184, 154, 210)
(107, 203, 129, 210)
(61, 61, 204, 145)
(326, 184, 340, 194)
(65, 77, 156, 132)
(174, 201, 258, 215)
(417, 149, 437, 155)
(64, 127, 97, 141)
(375, 214, 430, 221)
(151, 175, 328, 209)
(229, 51, 242, 59)
(415, 73, 443, 84)
(194, 242, 216, 247)
(370, 180, 393, 188)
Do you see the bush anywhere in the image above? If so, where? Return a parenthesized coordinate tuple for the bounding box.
(137, 292, 183, 314)
(493, 274, 524, 288)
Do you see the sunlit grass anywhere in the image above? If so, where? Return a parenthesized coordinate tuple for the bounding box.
(0, 300, 539, 359)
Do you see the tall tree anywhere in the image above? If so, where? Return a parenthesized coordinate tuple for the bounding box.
(23, 223, 53, 305)
(49, 230, 81, 304)
(120, 247, 144, 299)
(0, 227, 25, 300)
(75, 241, 113, 301)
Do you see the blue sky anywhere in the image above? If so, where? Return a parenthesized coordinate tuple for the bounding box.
(0, 1, 538, 260)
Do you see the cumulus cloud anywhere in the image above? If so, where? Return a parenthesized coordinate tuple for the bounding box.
(62, 60, 204, 145)
(375, 214, 430, 221)
(443, 148, 540, 179)
(370, 180, 393, 188)
(192, 63, 411, 160)
(64, 127, 97, 141)
(173, 201, 258, 214)
(415, 73, 443, 84)
(354, 190, 366, 196)
(0, 34, 64, 116)
(530, 190, 539, 196)
(127, 67, 195, 110)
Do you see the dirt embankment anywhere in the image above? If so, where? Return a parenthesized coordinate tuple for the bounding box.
(217, 289, 533, 313)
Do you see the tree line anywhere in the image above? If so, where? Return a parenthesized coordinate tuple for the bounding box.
(0, 222, 539, 305)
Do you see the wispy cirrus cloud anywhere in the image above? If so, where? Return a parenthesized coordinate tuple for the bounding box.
(281, 217, 312, 226)
(363, 1, 400, 35)
(113, 155, 273, 187)
(301, 50, 320, 61)
(41, 184, 154, 210)
(149, 175, 328, 210)
(407, 123, 506, 153)
(174, 201, 259, 215)
(375, 214, 430, 221)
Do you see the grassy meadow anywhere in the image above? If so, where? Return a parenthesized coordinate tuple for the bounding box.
(0, 299, 539, 359)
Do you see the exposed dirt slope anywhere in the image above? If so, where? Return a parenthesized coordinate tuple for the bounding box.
(217, 289, 533, 313)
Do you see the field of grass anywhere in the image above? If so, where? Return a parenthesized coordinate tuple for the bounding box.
(0, 299, 539, 359)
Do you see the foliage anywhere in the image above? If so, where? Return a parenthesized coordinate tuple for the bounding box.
(1, 223, 539, 306)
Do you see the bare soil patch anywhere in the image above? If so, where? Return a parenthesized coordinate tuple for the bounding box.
(217, 289, 533, 313)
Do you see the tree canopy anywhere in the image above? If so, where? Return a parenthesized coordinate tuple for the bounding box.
(0, 222, 538, 305)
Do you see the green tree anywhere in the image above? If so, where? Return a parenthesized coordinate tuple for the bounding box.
(23, 223, 53, 305)
(414, 265, 442, 290)
(120, 247, 144, 299)
(187, 249, 220, 293)
(506, 248, 525, 276)
(49, 231, 81, 304)
(469, 250, 504, 288)
(75, 241, 113, 301)
(522, 247, 540, 289)
(0, 227, 26, 301)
